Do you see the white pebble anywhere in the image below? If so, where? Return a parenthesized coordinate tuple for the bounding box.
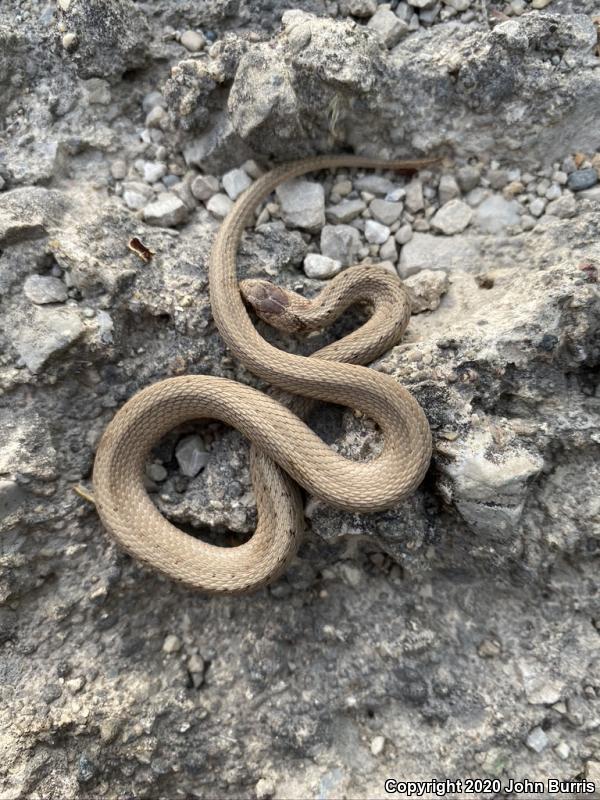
(162, 634, 182, 654)
(207, 193, 233, 219)
(370, 736, 386, 756)
(222, 168, 252, 200)
(365, 219, 390, 244)
(180, 30, 206, 52)
(303, 254, 342, 279)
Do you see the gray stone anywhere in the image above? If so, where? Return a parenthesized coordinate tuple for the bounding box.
(143, 162, 167, 184)
(23, 275, 68, 305)
(567, 168, 598, 192)
(526, 727, 549, 753)
(398, 232, 480, 277)
(146, 463, 168, 482)
(326, 199, 366, 223)
(473, 195, 520, 233)
(367, 7, 408, 48)
(175, 435, 209, 477)
(365, 219, 390, 244)
(431, 199, 473, 235)
(545, 194, 576, 218)
(339, 0, 377, 16)
(379, 236, 397, 261)
(404, 269, 449, 312)
(438, 174, 460, 204)
(191, 174, 220, 201)
(304, 253, 342, 279)
(206, 193, 233, 219)
(11, 307, 84, 372)
(370, 199, 403, 225)
(395, 223, 413, 245)
(405, 180, 424, 213)
(456, 165, 481, 192)
(320, 225, 361, 266)
(529, 197, 546, 218)
(276, 180, 325, 232)
(143, 194, 189, 227)
(354, 175, 395, 196)
(122, 181, 153, 211)
(222, 168, 252, 200)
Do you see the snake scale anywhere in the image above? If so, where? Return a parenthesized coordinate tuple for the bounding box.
(92, 155, 434, 594)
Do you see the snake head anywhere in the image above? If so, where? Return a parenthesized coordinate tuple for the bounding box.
(240, 278, 290, 319)
(240, 278, 315, 333)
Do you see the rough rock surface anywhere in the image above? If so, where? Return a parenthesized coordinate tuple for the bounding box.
(1, 2, 600, 799)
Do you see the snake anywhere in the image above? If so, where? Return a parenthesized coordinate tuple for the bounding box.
(92, 155, 434, 594)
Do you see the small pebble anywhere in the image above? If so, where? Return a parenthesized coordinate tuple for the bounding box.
(367, 7, 408, 48)
(180, 30, 206, 52)
(62, 31, 77, 49)
(304, 253, 342, 279)
(365, 219, 390, 244)
(206, 193, 233, 219)
(526, 726, 548, 753)
(143, 194, 188, 227)
(555, 742, 570, 760)
(110, 160, 127, 180)
(438, 174, 460, 204)
(222, 168, 252, 200)
(143, 161, 167, 184)
(320, 224, 361, 265)
(567, 168, 598, 192)
(256, 777, 276, 800)
(370, 198, 403, 225)
(370, 736, 386, 756)
(529, 197, 546, 217)
(456, 165, 480, 193)
(175, 435, 209, 477)
(276, 180, 325, 231)
(379, 236, 397, 261)
(162, 634, 182, 654)
(191, 174, 220, 201)
(431, 199, 473, 235)
(326, 199, 366, 224)
(405, 180, 424, 213)
(395, 223, 413, 245)
(146, 463, 167, 482)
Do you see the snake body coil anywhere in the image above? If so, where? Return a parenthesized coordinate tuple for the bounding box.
(93, 156, 433, 593)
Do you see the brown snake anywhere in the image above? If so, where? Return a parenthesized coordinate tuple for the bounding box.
(92, 156, 433, 593)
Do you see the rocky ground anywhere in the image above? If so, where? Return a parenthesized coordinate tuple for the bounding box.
(1, 1, 600, 798)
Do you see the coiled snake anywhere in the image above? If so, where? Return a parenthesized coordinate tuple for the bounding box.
(92, 156, 433, 593)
